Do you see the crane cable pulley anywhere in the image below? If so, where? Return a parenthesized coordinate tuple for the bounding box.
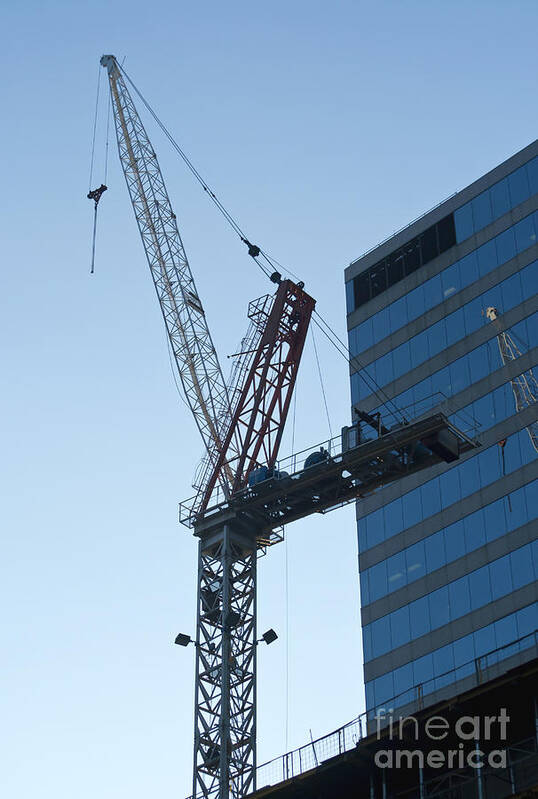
(87, 184, 107, 274)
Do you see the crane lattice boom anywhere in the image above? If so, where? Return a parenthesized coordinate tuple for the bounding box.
(101, 55, 239, 490)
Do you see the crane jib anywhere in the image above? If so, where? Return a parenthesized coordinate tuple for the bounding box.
(100, 54, 240, 489)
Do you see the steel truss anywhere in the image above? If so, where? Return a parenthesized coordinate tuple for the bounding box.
(193, 522, 257, 799)
(197, 279, 316, 514)
(100, 55, 239, 489)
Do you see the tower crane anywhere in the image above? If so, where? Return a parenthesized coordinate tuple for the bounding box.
(485, 306, 538, 452)
(98, 55, 478, 799)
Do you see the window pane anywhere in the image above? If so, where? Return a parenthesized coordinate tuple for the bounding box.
(371, 615, 391, 658)
(477, 238, 497, 278)
(410, 595, 430, 639)
(508, 165, 530, 207)
(442, 262, 459, 299)
(404, 238, 422, 274)
(354, 272, 370, 307)
(389, 296, 407, 332)
(390, 605, 410, 649)
(453, 634, 474, 667)
(375, 671, 394, 705)
(463, 508, 486, 551)
(369, 560, 388, 602)
(387, 551, 406, 592)
(387, 252, 404, 286)
(421, 225, 439, 263)
(393, 662, 413, 697)
(406, 540, 426, 582)
(424, 273, 442, 307)
(526, 156, 538, 195)
(472, 191, 493, 230)
(494, 614, 518, 649)
(469, 564, 492, 610)
(370, 261, 387, 297)
(384, 498, 404, 539)
(429, 585, 450, 628)
(425, 529, 445, 572)
(516, 603, 538, 638)
(474, 624, 495, 657)
(449, 576, 471, 619)
(445, 518, 465, 561)
(514, 214, 537, 253)
(454, 203, 474, 242)
(437, 214, 456, 252)
(345, 280, 355, 314)
(510, 545, 534, 590)
(490, 178, 511, 219)
(496, 226, 517, 265)
(413, 652, 433, 686)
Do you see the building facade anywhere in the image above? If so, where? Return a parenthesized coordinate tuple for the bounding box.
(345, 141, 538, 718)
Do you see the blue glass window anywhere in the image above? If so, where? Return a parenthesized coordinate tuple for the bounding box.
(387, 550, 406, 593)
(490, 178, 511, 218)
(429, 585, 450, 627)
(509, 545, 535, 590)
(449, 576, 471, 618)
(516, 603, 538, 637)
(413, 652, 433, 685)
(371, 614, 391, 659)
(349, 213, 536, 360)
(345, 280, 354, 314)
(508, 165, 530, 207)
(474, 624, 496, 657)
(425, 530, 446, 573)
(463, 510, 486, 551)
(489, 555, 513, 600)
(369, 560, 388, 603)
(454, 202, 474, 243)
(527, 156, 538, 195)
(393, 662, 413, 697)
(391, 605, 411, 649)
(405, 540, 426, 582)
(375, 671, 394, 704)
(410, 595, 430, 639)
(472, 191, 493, 230)
(514, 213, 537, 253)
(469, 565, 492, 609)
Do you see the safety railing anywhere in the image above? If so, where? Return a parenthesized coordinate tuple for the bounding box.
(254, 630, 537, 790)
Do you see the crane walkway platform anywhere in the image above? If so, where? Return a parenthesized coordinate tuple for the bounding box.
(179, 413, 480, 543)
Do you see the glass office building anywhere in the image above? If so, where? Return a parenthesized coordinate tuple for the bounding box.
(345, 140, 538, 717)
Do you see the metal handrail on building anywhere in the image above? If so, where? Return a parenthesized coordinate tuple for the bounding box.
(254, 630, 538, 790)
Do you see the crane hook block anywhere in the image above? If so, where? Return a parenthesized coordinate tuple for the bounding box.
(87, 184, 108, 207)
(241, 238, 261, 258)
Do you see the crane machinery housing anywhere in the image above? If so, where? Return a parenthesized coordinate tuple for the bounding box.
(97, 54, 479, 799)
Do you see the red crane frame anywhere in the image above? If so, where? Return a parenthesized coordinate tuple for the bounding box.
(197, 279, 316, 514)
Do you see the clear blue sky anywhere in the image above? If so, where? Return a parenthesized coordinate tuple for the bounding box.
(1, 2, 537, 797)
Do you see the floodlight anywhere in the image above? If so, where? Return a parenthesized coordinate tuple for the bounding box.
(261, 628, 278, 645)
(174, 633, 192, 647)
